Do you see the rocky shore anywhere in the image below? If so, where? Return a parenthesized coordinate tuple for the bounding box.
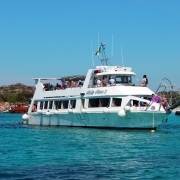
(0, 102, 10, 111)
(0, 83, 35, 112)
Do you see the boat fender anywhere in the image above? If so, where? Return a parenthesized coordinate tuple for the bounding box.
(103, 107, 109, 113)
(68, 109, 73, 113)
(118, 110, 126, 117)
(41, 110, 46, 114)
(54, 110, 59, 114)
(81, 108, 87, 113)
(46, 111, 50, 116)
(22, 113, 29, 120)
(38, 109, 42, 114)
(124, 106, 130, 111)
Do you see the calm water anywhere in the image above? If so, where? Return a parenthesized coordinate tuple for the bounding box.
(0, 113, 180, 179)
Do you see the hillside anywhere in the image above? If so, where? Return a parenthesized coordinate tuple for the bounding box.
(0, 83, 35, 95)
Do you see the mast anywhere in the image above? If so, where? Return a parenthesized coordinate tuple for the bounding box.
(99, 43, 109, 65)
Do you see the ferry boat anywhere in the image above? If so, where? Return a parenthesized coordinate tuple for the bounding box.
(22, 44, 170, 129)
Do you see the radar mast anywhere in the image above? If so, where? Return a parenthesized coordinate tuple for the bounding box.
(99, 43, 109, 65)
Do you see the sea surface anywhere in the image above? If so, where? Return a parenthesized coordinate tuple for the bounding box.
(0, 113, 180, 180)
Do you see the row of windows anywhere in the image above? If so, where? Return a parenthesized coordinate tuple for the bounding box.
(36, 98, 122, 110)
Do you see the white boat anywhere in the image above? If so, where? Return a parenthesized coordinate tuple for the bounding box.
(175, 108, 180, 115)
(2, 110, 9, 113)
(22, 44, 169, 129)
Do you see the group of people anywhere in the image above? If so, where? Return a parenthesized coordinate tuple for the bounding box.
(96, 76, 116, 87)
(43, 79, 83, 91)
(62, 79, 83, 89)
(133, 94, 167, 110)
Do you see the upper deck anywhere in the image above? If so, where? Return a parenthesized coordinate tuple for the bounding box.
(32, 65, 153, 100)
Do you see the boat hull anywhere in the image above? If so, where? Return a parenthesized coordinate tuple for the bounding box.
(26, 111, 166, 129)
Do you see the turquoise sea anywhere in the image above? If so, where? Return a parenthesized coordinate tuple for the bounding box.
(0, 113, 180, 179)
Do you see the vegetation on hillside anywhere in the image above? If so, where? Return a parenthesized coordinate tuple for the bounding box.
(0, 92, 33, 104)
(0, 83, 35, 104)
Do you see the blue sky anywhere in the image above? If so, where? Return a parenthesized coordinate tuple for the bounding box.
(0, 0, 179, 91)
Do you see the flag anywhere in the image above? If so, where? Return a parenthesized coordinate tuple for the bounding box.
(95, 46, 101, 56)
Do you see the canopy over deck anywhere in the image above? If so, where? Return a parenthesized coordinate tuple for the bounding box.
(33, 75, 86, 82)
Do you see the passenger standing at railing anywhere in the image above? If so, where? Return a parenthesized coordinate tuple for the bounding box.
(152, 94, 159, 103)
(69, 78, 75, 87)
(78, 80, 83, 86)
(102, 77, 107, 87)
(62, 81, 65, 89)
(109, 76, 116, 86)
(96, 78, 102, 87)
(140, 75, 147, 87)
(75, 81, 79, 87)
(162, 96, 167, 109)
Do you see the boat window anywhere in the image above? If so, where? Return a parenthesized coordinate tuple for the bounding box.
(115, 76, 123, 83)
(115, 76, 131, 83)
(128, 99, 139, 107)
(88, 98, 110, 108)
(40, 101, 44, 109)
(49, 101, 53, 109)
(111, 98, 122, 107)
(44, 101, 48, 109)
(81, 99, 85, 109)
(69, 100, 76, 109)
(62, 100, 69, 109)
(54, 101, 62, 109)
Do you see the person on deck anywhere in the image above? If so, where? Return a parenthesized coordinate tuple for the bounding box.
(96, 78, 102, 87)
(32, 104, 37, 112)
(162, 96, 167, 109)
(152, 94, 159, 103)
(102, 77, 107, 87)
(109, 76, 116, 86)
(69, 78, 75, 87)
(140, 75, 147, 87)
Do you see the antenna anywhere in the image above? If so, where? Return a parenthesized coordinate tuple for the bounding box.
(111, 34, 113, 61)
(98, 32, 99, 49)
(99, 43, 109, 65)
(91, 41, 94, 68)
(121, 46, 124, 67)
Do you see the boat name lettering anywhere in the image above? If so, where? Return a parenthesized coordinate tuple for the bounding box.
(86, 89, 107, 95)
(95, 89, 107, 94)
(86, 90, 94, 95)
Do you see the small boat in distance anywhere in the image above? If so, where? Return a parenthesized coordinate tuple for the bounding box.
(175, 108, 180, 116)
(9, 104, 28, 113)
(1, 109, 9, 113)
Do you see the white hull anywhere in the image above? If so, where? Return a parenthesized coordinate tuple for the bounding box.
(26, 111, 166, 129)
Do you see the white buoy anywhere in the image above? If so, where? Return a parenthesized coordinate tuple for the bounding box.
(46, 111, 50, 116)
(38, 109, 42, 114)
(42, 110, 46, 114)
(118, 110, 126, 117)
(54, 110, 59, 114)
(103, 107, 109, 113)
(22, 113, 29, 120)
(124, 106, 130, 111)
(68, 109, 73, 113)
(81, 108, 87, 113)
